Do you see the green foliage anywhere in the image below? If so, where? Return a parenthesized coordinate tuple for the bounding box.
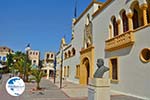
(6, 53, 14, 68)
(31, 69, 46, 90)
(6, 51, 32, 81)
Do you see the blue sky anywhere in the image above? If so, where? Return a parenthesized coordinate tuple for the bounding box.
(0, 0, 106, 59)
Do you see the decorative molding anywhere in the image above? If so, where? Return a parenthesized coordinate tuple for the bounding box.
(80, 45, 94, 54)
(140, 48, 150, 63)
(105, 30, 135, 51)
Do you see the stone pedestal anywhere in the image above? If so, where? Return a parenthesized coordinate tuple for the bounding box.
(88, 78, 110, 100)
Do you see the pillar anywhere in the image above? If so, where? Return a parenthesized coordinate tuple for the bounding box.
(88, 78, 110, 100)
(47, 69, 50, 79)
(117, 19, 121, 34)
(140, 3, 148, 25)
(109, 25, 112, 39)
(127, 12, 133, 31)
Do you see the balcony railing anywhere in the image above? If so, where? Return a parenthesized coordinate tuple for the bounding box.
(105, 31, 135, 51)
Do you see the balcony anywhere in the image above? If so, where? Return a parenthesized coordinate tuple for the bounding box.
(105, 31, 135, 51)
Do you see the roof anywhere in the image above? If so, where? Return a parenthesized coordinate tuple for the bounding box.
(92, 0, 113, 18)
(73, 1, 103, 25)
(0, 46, 14, 53)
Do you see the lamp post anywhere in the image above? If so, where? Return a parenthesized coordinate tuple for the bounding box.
(60, 48, 63, 88)
(53, 56, 57, 84)
(24, 44, 31, 81)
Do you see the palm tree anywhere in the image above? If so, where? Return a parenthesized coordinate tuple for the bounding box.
(31, 69, 46, 90)
(6, 53, 14, 73)
(7, 51, 32, 81)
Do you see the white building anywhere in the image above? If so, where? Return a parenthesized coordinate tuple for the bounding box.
(41, 52, 55, 79)
(0, 46, 14, 63)
(27, 50, 40, 66)
(56, 0, 150, 99)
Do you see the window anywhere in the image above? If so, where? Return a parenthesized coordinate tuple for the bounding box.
(140, 48, 150, 63)
(131, 2, 144, 29)
(67, 66, 70, 77)
(133, 9, 139, 29)
(112, 17, 118, 37)
(68, 50, 71, 57)
(147, 8, 150, 24)
(72, 48, 76, 56)
(109, 58, 118, 82)
(147, 0, 150, 23)
(76, 65, 80, 78)
(33, 60, 36, 64)
(47, 54, 50, 59)
(122, 11, 129, 32)
(51, 54, 53, 58)
(64, 66, 66, 77)
(2, 56, 6, 62)
(64, 52, 67, 59)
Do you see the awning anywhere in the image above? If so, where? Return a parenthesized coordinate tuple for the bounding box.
(41, 67, 54, 70)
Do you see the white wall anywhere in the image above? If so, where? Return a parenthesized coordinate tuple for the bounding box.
(93, 0, 150, 99)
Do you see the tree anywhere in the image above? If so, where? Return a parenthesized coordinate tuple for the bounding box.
(6, 53, 14, 73)
(6, 51, 32, 82)
(31, 69, 46, 90)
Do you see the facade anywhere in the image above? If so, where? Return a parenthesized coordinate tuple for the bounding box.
(41, 52, 55, 79)
(0, 46, 14, 63)
(27, 50, 40, 66)
(56, 0, 150, 99)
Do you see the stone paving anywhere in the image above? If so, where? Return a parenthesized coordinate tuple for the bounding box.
(0, 74, 146, 100)
(51, 78, 146, 100)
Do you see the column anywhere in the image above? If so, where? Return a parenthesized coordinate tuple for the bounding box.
(140, 4, 148, 25)
(117, 19, 121, 34)
(127, 12, 133, 31)
(47, 69, 50, 79)
(109, 25, 112, 39)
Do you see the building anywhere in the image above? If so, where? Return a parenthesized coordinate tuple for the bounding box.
(41, 52, 55, 79)
(56, 0, 150, 99)
(27, 50, 40, 66)
(0, 46, 14, 63)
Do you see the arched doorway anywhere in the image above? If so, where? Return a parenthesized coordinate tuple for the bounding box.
(82, 58, 90, 85)
(80, 46, 94, 85)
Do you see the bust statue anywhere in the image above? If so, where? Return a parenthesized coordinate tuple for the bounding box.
(94, 58, 109, 78)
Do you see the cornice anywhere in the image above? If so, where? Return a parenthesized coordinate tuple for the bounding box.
(74, 1, 103, 25)
(92, 0, 113, 18)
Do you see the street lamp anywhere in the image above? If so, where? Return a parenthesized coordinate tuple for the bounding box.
(24, 44, 31, 81)
(53, 56, 57, 84)
(60, 47, 63, 88)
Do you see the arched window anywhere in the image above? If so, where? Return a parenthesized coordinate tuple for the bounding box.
(147, 10, 150, 23)
(51, 54, 53, 58)
(146, 0, 150, 23)
(65, 52, 67, 59)
(112, 17, 118, 37)
(47, 54, 49, 59)
(68, 50, 71, 57)
(133, 9, 139, 29)
(121, 11, 129, 32)
(131, 1, 143, 29)
(72, 48, 76, 55)
(67, 66, 70, 77)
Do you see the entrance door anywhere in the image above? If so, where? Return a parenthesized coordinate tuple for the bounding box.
(80, 58, 90, 85)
